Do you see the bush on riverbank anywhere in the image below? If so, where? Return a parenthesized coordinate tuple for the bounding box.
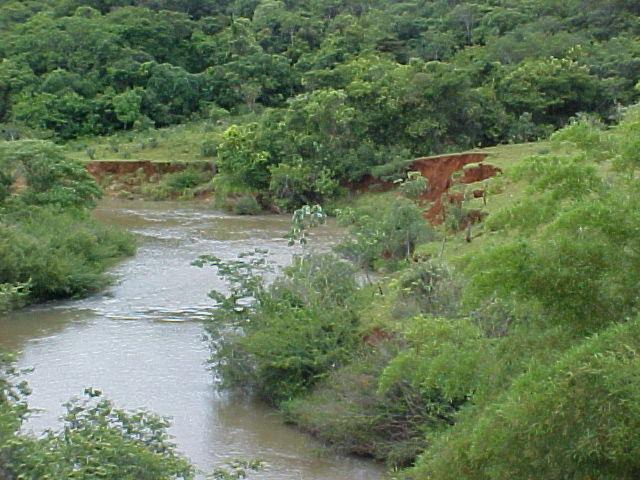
(0, 354, 193, 479)
(284, 344, 459, 467)
(201, 252, 362, 405)
(0, 207, 134, 302)
(0, 140, 135, 309)
(140, 166, 213, 200)
(336, 196, 437, 270)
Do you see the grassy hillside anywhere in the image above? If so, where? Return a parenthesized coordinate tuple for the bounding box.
(63, 118, 232, 163)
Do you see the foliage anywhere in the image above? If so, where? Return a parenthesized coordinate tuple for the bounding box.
(141, 166, 213, 200)
(208, 459, 263, 480)
(215, 123, 271, 191)
(267, 163, 338, 212)
(390, 260, 460, 319)
(164, 167, 211, 194)
(466, 113, 640, 331)
(0, 352, 29, 446)
(1, 0, 638, 205)
(0, 377, 193, 480)
(0, 281, 30, 313)
(0, 207, 135, 302)
(397, 171, 429, 200)
(0, 140, 101, 209)
(0, 140, 135, 308)
(336, 196, 436, 269)
(206, 104, 640, 477)
(409, 318, 640, 480)
(379, 316, 488, 405)
(3, 0, 636, 474)
(285, 203, 326, 246)
(197, 252, 360, 405)
(113, 87, 143, 128)
(285, 346, 451, 467)
(496, 57, 604, 127)
(232, 195, 261, 215)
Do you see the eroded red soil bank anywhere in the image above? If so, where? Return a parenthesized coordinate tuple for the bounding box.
(409, 152, 500, 224)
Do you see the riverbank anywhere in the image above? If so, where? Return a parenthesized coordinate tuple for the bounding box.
(0, 141, 137, 312)
(193, 109, 640, 478)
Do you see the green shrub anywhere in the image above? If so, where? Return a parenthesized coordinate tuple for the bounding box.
(0, 282, 30, 313)
(141, 167, 212, 200)
(268, 162, 314, 212)
(232, 195, 261, 215)
(466, 186, 640, 332)
(0, 207, 135, 303)
(391, 261, 461, 319)
(165, 167, 210, 192)
(200, 140, 217, 158)
(336, 196, 437, 269)
(200, 253, 361, 405)
(285, 346, 448, 467)
(0, 141, 135, 309)
(0, 140, 101, 209)
(398, 171, 429, 200)
(140, 182, 173, 200)
(266, 163, 339, 212)
(409, 318, 640, 480)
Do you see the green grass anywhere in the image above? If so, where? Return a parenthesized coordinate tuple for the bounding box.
(63, 113, 258, 164)
(474, 141, 550, 172)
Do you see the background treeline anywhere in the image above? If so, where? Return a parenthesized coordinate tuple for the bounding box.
(1, 0, 639, 205)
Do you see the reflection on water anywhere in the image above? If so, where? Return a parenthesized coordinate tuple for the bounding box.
(0, 199, 384, 480)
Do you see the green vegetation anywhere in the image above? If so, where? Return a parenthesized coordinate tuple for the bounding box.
(0, 140, 135, 310)
(1, 0, 639, 210)
(336, 196, 437, 270)
(2, 0, 640, 477)
(196, 251, 361, 404)
(64, 119, 234, 163)
(140, 165, 214, 200)
(204, 106, 640, 478)
(0, 353, 194, 479)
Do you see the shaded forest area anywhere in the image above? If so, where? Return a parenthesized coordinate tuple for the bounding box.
(1, 1, 638, 194)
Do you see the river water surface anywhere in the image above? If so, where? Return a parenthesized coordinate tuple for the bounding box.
(0, 199, 385, 480)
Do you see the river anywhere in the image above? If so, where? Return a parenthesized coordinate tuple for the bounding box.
(0, 199, 386, 480)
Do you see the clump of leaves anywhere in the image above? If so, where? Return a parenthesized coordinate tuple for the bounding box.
(1, 351, 192, 480)
(336, 196, 436, 270)
(208, 459, 263, 479)
(196, 251, 360, 405)
(286, 204, 326, 246)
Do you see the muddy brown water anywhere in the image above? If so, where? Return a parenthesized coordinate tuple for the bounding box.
(0, 199, 386, 480)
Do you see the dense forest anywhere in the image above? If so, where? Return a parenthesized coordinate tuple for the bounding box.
(2, 0, 640, 479)
(1, 0, 639, 205)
